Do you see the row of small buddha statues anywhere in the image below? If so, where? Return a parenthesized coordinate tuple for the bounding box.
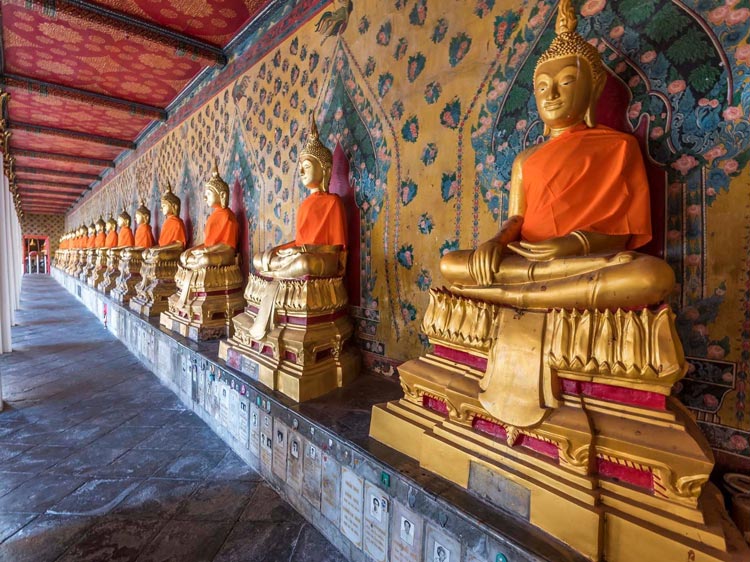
(53, 2, 747, 558)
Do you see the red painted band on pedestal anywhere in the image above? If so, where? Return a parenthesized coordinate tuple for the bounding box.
(596, 458, 654, 492)
(422, 395, 449, 416)
(433, 345, 488, 371)
(561, 378, 666, 410)
(246, 304, 347, 326)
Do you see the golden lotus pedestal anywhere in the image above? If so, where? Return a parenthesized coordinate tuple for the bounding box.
(159, 263, 245, 341)
(82, 249, 97, 284)
(110, 249, 144, 306)
(88, 249, 108, 288)
(97, 250, 121, 295)
(218, 273, 359, 402)
(75, 249, 91, 281)
(370, 289, 748, 562)
(129, 254, 181, 317)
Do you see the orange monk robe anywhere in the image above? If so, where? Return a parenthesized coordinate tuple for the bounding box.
(158, 215, 187, 247)
(521, 124, 652, 250)
(134, 224, 155, 248)
(294, 191, 347, 247)
(104, 231, 118, 248)
(60, 239, 67, 250)
(204, 206, 239, 249)
(94, 232, 106, 248)
(117, 226, 135, 247)
(75, 236, 82, 249)
(87, 235, 96, 249)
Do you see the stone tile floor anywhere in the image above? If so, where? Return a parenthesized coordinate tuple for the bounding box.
(0, 275, 347, 562)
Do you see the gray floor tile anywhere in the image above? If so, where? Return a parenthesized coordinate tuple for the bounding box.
(176, 480, 258, 522)
(113, 478, 201, 520)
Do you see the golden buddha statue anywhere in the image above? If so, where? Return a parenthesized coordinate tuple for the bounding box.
(98, 210, 132, 295)
(130, 184, 188, 316)
(111, 203, 155, 305)
(88, 217, 108, 287)
(160, 165, 245, 340)
(70, 226, 86, 276)
(219, 119, 358, 402)
(80, 222, 97, 282)
(370, 2, 746, 560)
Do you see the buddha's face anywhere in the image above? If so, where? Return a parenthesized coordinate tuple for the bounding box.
(299, 156, 324, 191)
(534, 55, 593, 130)
(161, 201, 174, 217)
(205, 188, 218, 207)
(96, 224, 103, 233)
(117, 216, 127, 228)
(88, 228, 95, 236)
(136, 212, 148, 225)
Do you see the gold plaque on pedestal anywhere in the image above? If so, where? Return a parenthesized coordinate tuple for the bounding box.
(218, 273, 359, 402)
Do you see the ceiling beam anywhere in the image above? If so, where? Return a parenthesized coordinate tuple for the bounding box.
(19, 187, 85, 197)
(16, 167, 100, 181)
(17, 178, 91, 190)
(21, 192, 80, 200)
(9, 122, 135, 149)
(3, 75, 167, 121)
(35, 0, 227, 66)
(14, 149, 114, 168)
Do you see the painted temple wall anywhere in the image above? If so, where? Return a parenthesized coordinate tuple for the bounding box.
(65, 0, 750, 469)
(21, 214, 65, 254)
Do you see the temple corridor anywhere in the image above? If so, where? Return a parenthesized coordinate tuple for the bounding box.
(0, 275, 345, 562)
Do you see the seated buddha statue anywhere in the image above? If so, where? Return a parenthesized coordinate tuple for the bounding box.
(88, 217, 108, 287)
(111, 203, 155, 305)
(160, 165, 245, 341)
(370, 2, 734, 559)
(80, 222, 97, 282)
(220, 119, 358, 402)
(98, 210, 133, 294)
(104, 215, 118, 248)
(130, 184, 188, 316)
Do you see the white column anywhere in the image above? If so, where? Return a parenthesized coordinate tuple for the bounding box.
(0, 176, 12, 410)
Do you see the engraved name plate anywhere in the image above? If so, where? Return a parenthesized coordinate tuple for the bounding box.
(363, 481, 389, 562)
(229, 386, 241, 439)
(287, 430, 303, 491)
(302, 439, 322, 509)
(249, 403, 260, 457)
(259, 413, 273, 476)
(468, 462, 530, 520)
(321, 451, 340, 523)
(272, 420, 289, 481)
(237, 395, 249, 449)
(425, 523, 462, 562)
(391, 502, 424, 562)
(340, 466, 364, 549)
(219, 382, 231, 429)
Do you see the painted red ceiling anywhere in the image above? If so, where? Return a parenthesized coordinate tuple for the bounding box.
(95, 0, 269, 46)
(6, 86, 154, 139)
(3, 0, 274, 215)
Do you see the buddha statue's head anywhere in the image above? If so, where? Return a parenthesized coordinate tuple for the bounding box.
(95, 217, 106, 233)
(204, 163, 230, 209)
(88, 223, 96, 237)
(118, 209, 132, 229)
(533, 0, 605, 135)
(299, 119, 333, 192)
(161, 183, 181, 217)
(106, 214, 116, 233)
(135, 201, 151, 225)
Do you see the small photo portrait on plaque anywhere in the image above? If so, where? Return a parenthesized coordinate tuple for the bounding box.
(309, 444, 317, 459)
(276, 429, 284, 444)
(369, 494, 382, 522)
(433, 542, 450, 562)
(251, 411, 258, 427)
(400, 517, 415, 546)
(291, 438, 300, 459)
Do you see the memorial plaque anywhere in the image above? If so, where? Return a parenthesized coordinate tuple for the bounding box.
(339, 466, 364, 549)
(424, 524, 461, 562)
(195, 360, 205, 407)
(302, 439, 322, 509)
(241, 356, 260, 380)
(321, 451, 341, 523)
(363, 481, 390, 562)
(391, 502, 424, 562)
(259, 413, 273, 475)
(229, 386, 241, 439)
(238, 395, 250, 449)
(158, 339, 171, 375)
(272, 420, 289, 481)
(191, 358, 200, 404)
(287, 431, 303, 491)
(468, 462, 530, 520)
(249, 404, 260, 457)
(219, 382, 231, 429)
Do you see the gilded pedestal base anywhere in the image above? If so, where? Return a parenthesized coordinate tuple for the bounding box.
(159, 263, 245, 341)
(129, 257, 180, 317)
(97, 250, 121, 295)
(218, 273, 359, 402)
(110, 251, 144, 305)
(88, 249, 109, 288)
(370, 289, 748, 562)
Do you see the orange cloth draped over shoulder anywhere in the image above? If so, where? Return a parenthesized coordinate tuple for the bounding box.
(76, 236, 83, 249)
(94, 232, 106, 248)
(87, 235, 96, 249)
(294, 191, 347, 247)
(104, 231, 118, 248)
(204, 206, 239, 248)
(158, 215, 187, 247)
(135, 224, 155, 248)
(117, 226, 135, 247)
(521, 124, 652, 250)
